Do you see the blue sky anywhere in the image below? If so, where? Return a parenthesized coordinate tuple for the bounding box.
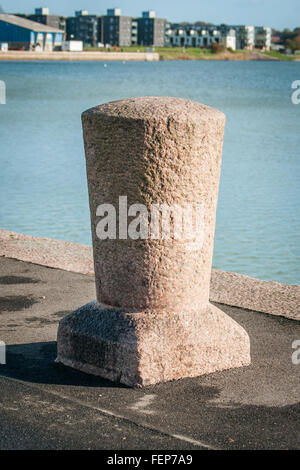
(1, 0, 299, 30)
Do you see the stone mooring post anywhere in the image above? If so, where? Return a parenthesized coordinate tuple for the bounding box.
(56, 97, 250, 387)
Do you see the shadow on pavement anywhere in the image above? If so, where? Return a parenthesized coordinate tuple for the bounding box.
(0, 341, 127, 388)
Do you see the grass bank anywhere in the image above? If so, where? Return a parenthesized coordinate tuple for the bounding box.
(263, 50, 295, 61)
(84, 45, 298, 61)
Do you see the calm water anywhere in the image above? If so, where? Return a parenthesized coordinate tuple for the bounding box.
(0, 60, 299, 284)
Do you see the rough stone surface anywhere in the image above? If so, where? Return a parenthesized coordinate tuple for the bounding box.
(57, 96, 251, 386)
(57, 301, 250, 387)
(82, 97, 226, 310)
(1, 228, 298, 320)
(0, 229, 94, 275)
(210, 269, 300, 321)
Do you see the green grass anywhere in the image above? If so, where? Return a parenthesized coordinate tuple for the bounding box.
(83, 46, 297, 62)
(263, 50, 295, 61)
(83, 45, 217, 59)
(157, 47, 215, 60)
(84, 46, 147, 52)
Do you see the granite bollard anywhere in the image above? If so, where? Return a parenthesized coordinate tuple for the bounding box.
(56, 97, 251, 387)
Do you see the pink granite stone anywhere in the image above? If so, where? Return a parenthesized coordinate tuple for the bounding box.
(56, 97, 251, 386)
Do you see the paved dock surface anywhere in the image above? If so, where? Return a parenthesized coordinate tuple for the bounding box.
(0, 256, 299, 450)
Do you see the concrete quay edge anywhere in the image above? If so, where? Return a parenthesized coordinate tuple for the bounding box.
(0, 51, 159, 61)
(0, 228, 299, 321)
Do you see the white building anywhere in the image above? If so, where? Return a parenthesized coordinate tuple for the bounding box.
(227, 25, 271, 50)
(223, 29, 236, 50)
(62, 40, 83, 51)
(165, 25, 236, 50)
(231, 25, 255, 50)
(255, 26, 272, 51)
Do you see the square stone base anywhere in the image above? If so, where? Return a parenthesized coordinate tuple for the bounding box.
(56, 301, 250, 387)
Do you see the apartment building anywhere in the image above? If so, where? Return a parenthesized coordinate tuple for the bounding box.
(17, 7, 66, 33)
(255, 26, 272, 50)
(66, 10, 98, 47)
(165, 24, 236, 50)
(137, 11, 166, 47)
(218, 24, 255, 50)
(100, 8, 134, 47)
(221, 24, 271, 50)
(236, 25, 255, 49)
(19, 7, 272, 51)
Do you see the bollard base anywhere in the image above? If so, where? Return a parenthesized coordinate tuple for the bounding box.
(56, 301, 250, 387)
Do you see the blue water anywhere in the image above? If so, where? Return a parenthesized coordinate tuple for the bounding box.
(0, 60, 299, 284)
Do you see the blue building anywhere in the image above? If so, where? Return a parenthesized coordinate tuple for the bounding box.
(0, 14, 64, 51)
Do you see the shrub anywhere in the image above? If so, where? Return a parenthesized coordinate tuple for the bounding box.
(211, 42, 225, 54)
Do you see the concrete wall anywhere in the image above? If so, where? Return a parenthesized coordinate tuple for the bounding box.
(0, 50, 160, 61)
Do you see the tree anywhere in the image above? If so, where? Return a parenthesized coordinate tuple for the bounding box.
(286, 35, 300, 51)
